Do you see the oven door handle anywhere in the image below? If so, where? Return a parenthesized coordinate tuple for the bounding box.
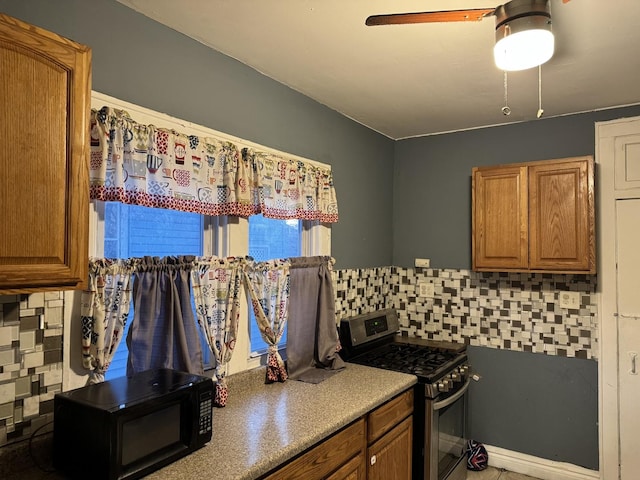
(433, 376, 471, 411)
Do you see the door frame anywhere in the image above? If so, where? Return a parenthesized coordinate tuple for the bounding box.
(596, 115, 640, 480)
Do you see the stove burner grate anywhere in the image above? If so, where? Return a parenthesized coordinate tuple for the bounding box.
(349, 342, 462, 381)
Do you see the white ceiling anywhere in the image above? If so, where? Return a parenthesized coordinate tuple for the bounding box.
(117, 0, 640, 140)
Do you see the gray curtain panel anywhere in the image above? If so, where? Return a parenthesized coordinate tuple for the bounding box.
(127, 256, 204, 376)
(287, 256, 345, 383)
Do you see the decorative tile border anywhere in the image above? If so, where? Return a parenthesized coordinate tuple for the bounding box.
(0, 293, 63, 448)
(334, 267, 597, 360)
(333, 266, 392, 319)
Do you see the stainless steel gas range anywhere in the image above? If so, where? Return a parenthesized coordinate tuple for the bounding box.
(339, 309, 470, 480)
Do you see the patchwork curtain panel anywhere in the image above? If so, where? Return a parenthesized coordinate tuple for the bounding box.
(81, 256, 301, 404)
(81, 258, 136, 385)
(191, 257, 243, 407)
(89, 107, 339, 222)
(243, 258, 291, 384)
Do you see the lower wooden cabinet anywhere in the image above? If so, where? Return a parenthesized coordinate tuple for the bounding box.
(367, 389, 414, 480)
(261, 388, 413, 480)
(262, 418, 365, 480)
(367, 416, 413, 480)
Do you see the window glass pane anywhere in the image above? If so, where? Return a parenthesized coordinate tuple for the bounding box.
(248, 215, 301, 354)
(103, 202, 207, 380)
(104, 202, 203, 258)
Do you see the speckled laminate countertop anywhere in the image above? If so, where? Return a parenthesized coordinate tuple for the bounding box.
(146, 363, 417, 480)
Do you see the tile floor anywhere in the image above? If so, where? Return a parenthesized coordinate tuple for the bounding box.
(467, 466, 542, 480)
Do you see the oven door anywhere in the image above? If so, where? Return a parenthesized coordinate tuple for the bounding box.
(427, 377, 470, 480)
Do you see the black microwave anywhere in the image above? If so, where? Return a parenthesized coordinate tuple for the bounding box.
(53, 368, 214, 480)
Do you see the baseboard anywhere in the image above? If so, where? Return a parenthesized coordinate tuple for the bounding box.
(484, 444, 600, 480)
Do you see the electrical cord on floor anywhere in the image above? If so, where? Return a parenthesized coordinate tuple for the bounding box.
(28, 420, 56, 474)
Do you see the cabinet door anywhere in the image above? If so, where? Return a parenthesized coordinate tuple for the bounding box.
(0, 14, 91, 293)
(472, 165, 528, 270)
(614, 133, 640, 191)
(528, 157, 595, 273)
(617, 198, 640, 479)
(368, 416, 413, 480)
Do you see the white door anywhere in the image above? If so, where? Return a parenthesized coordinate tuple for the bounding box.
(597, 116, 640, 480)
(616, 198, 640, 479)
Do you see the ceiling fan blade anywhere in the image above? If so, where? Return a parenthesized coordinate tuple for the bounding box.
(365, 8, 496, 26)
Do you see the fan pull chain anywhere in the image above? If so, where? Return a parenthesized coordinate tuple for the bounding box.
(537, 65, 544, 118)
(502, 71, 511, 116)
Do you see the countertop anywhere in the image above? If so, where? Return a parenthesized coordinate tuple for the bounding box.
(147, 363, 417, 480)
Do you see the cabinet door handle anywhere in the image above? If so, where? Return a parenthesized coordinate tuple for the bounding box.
(370, 454, 377, 466)
(630, 352, 638, 375)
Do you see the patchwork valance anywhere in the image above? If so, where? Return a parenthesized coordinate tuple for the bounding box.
(89, 107, 339, 222)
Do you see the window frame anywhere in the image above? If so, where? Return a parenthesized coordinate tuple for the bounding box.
(87, 91, 331, 376)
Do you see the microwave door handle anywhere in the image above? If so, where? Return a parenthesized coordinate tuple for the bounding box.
(433, 376, 471, 411)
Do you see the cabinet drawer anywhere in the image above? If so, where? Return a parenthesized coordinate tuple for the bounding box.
(367, 389, 413, 444)
(262, 417, 365, 480)
(325, 453, 366, 480)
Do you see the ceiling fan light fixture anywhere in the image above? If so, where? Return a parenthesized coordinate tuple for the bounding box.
(493, 0, 554, 71)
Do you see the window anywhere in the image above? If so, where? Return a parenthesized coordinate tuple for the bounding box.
(95, 203, 327, 379)
(104, 202, 204, 258)
(100, 202, 208, 380)
(89, 91, 331, 378)
(248, 215, 301, 354)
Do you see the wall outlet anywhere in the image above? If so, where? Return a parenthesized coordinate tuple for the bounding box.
(415, 258, 430, 268)
(559, 291, 581, 309)
(418, 282, 434, 298)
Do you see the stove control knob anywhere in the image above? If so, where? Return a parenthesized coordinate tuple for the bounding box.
(451, 372, 459, 382)
(438, 382, 447, 392)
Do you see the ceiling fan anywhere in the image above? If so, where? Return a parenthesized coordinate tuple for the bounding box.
(366, 0, 572, 116)
(365, 0, 570, 27)
(366, 0, 571, 71)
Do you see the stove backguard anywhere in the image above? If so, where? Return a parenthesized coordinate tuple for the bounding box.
(339, 309, 399, 357)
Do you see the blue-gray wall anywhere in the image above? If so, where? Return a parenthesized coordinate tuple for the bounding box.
(467, 346, 599, 469)
(0, 0, 394, 270)
(392, 107, 640, 471)
(393, 106, 640, 269)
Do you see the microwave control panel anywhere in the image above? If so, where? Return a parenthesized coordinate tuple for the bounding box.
(199, 389, 213, 435)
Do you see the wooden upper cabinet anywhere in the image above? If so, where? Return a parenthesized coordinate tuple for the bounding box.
(472, 165, 528, 270)
(0, 14, 91, 293)
(472, 156, 595, 274)
(529, 159, 595, 272)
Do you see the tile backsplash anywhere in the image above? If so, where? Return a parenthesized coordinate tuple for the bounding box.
(333, 266, 597, 360)
(0, 293, 63, 449)
(0, 265, 597, 451)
